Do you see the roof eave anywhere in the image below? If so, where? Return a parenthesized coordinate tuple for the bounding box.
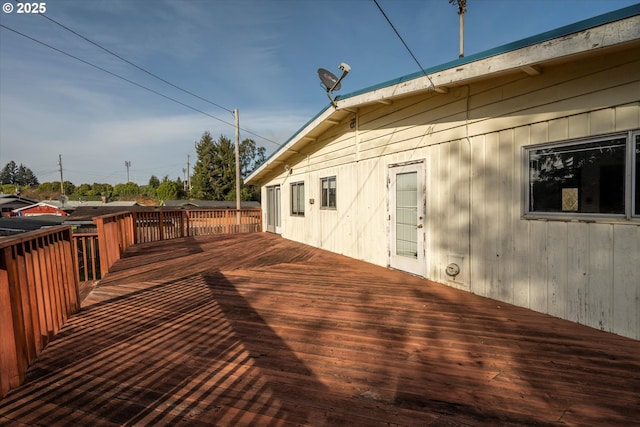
(246, 6, 640, 186)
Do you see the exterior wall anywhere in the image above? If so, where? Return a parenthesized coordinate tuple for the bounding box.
(261, 47, 640, 339)
(18, 205, 68, 216)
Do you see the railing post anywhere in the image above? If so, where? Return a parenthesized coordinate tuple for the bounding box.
(1, 246, 27, 397)
(181, 210, 188, 238)
(159, 210, 164, 241)
(94, 216, 109, 277)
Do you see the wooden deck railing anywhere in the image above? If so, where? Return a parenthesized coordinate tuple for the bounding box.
(0, 227, 80, 399)
(94, 209, 262, 273)
(93, 212, 136, 275)
(72, 233, 100, 282)
(0, 208, 262, 399)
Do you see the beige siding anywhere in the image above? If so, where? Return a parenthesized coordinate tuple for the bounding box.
(261, 47, 640, 339)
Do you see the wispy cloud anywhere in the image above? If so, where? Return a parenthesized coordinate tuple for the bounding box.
(2, 0, 636, 186)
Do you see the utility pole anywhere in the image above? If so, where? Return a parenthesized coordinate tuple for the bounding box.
(182, 168, 187, 192)
(58, 154, 64, 195)
(186, 154, 191, 193)
(234, 109, 241, 225)
(450, 0, 467, 58)
(125, 161, 131, 183)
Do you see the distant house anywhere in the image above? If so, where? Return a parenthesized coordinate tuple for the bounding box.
(246, 6, 640, 339)
(0, 215, 66, 237)
(43, 199, 141, 210)
(162, 200, 261, 209)
(12, 202, 69, 217)
(0, 194, 39, 217)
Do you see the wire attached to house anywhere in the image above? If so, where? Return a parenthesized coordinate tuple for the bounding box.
(372, 0, 436, 88)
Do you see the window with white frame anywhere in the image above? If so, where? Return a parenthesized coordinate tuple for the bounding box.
(291, 181, 305, 216)
(320, 176, 336, 209)
(525, 130, 639, 218)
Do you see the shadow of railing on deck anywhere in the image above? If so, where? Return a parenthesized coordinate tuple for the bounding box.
(0, 208, 262, 400)
(0, 271, 327, 425)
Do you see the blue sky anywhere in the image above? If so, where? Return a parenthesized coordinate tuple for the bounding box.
(1, 0, 638, 186)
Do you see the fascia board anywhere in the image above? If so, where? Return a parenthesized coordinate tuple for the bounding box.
(246, 9, 640, 185)
(336, 14, 640, 110)
(246, 106, 336, 184)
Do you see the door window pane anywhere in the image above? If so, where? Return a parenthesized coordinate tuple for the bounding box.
(396, 172, 417, 258)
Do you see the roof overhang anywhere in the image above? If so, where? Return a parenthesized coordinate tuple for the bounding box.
(246, 5, 640, 185)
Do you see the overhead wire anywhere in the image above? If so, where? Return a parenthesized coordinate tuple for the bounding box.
(372, 0, 436, 88)
(0, 25, 239, 126)
(4, 3, 282, 148)
(18, 0, 234, 115)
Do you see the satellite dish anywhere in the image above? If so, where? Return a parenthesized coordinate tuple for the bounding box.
(317, 62, 351, 108)
(318, 68, 341, 92)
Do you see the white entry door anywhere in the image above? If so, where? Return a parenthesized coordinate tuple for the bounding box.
(266, 185, 281, 234)
(388, 162, 426, 276)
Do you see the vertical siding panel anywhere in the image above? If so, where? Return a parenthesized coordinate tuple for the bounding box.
(612, 224, 640, 339)
(429, 144, 446, 282)
(484, 133, 501, 300)
(425, 149, 434, 279)
(529, 221, 548, 313)
(469, 135, 486, 296)
(457, 138, 471, 286)
(512, 126, 530, 308)
(590, 108, 615, 135)
(342, 166, 357, 258)
(547, 222, 568, 319)
(498, 129, 514, 303)
(548, 117, 568, 142)
(568, 113, 589, 139)
(447, 140, 459, 258)
(358, 158, 386, 266)
(567, 222, 589, 324)
(587, 224, 614, 331)
(614, 102, 640, 131)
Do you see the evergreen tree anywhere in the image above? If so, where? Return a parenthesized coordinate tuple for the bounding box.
(190, 131, 267, 201)
(17, 164, 39, 186)
(1, 161, 39, 186)
(0, 161, 17, 184)
(190, 131, 217, 199)
(210, 135, 236, 200)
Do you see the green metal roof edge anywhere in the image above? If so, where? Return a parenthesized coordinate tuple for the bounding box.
(253, 3, 640, 178)
(337, 3, 640, 101)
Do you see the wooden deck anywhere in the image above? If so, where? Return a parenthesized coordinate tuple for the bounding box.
(1, 233, 638, 426)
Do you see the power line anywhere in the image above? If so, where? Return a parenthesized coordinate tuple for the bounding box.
(0, 24, 281, 148)
(19, 0, 235, 115)
(372, 0, 435, 87)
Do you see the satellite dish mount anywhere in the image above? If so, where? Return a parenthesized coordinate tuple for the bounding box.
(318, 62, 351, 108)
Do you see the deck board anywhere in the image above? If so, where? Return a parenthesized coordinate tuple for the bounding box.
(1, 233, 639, 426)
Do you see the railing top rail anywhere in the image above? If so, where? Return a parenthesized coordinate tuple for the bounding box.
(92, 211, 134, 222)
(0, 225, 73, 250)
